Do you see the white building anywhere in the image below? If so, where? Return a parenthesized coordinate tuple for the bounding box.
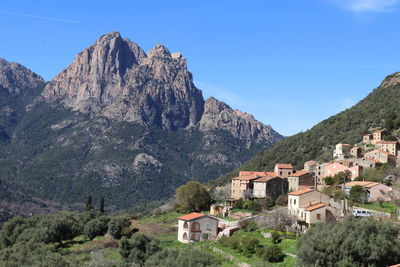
(177, 212, 219, 243)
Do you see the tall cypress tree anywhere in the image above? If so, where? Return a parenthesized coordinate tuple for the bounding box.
(86, 195, 94, 211)
(99, 196, 105, 213)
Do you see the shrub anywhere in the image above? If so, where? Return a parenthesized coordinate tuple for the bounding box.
(108, 217, 131, 239)
(243, 200, 261, 211)
(235, 198, 244, 209)
(259, 245, 285, 262)
(271, 230, 281, 244)
(119, 234, 161, 265)
(244, 221, 259, 232)
(241, 236, 260, 256)
(84, 216, 110, 240)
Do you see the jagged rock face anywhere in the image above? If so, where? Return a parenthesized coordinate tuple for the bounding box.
(199, 97, 283, 146)
(42, 32, 204, 130)
(381, 72, 400, 88)
(0, 58, 45, 95)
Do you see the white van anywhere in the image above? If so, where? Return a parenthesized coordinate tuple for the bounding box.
(352, 209, 372, 217)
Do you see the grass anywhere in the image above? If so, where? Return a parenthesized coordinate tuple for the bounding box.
(356, 202, 398, 214)
(138, 212, 184, 225)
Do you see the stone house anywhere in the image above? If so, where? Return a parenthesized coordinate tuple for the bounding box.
(231, 173, 260, 199)
(288, 188, 333, 231)
(376, 141, 398, 156)
(333, 143, 352, 159)
(274, 164, 294, 178)
(372, 130, 385, 144)
(342, 181, 392, 202)
(363, 133, 373, 144)
(315, 163, 328, 184)
(304, 160, 318, 173)
(288, 170, 315, 191)
(253, 175, 288, 200)
(353, 157, 383, 169)
(351, 147, 362, 158)
(178, 213, 219, 243)
(364, 149, 397, 167)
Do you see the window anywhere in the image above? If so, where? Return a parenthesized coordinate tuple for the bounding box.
(280, 171, 283, 175)
(205, 223, 211, 230)
(294, 199, 296, 205)
(290, 199, 292, 205)
(317, 214, 321, 220)
(301, 212, 303, 218)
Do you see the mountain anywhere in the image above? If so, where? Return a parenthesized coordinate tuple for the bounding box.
(212, 72, 400, 185)
(0, 32, 282, 218)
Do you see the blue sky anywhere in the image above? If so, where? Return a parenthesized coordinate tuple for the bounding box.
(1, 0, 400, 136)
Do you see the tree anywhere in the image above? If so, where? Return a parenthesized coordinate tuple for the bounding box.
(349, 185, 367, 204)
(385, 113, 396, 132)
(145, 248, 220, 267)
(107, 217, 131, 239)
(175, 181, 211, 212)
(86, 195, 94, 211)
(120, 234, 161, 266)
(297, 217, 400, 266)
(257, 245, 285, 263)
(84, 216, 110, 240)
(99, 196, 105, 214)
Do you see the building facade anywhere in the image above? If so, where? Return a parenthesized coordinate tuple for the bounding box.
(178, 213, 219, 243)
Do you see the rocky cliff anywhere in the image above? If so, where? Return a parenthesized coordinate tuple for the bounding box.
(42, 32, 204, 131)
(0, 58, 45, 95)
(199, 97, 282, 147)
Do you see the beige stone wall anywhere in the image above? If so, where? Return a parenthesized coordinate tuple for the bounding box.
(253, 182, 266, 198)
(231, 180, 243, 199)
(306, 207, 326, 224)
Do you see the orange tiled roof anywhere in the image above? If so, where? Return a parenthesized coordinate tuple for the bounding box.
(178, 212, 205, 221)
(288, 188, 314, 196)
(239, 171, 267, 177)
(232, 175, 259, 181)
(363, 157, 382, 164)
(344, 181, 380, 188)
(289, 170, 309, 177)
(275, 163, 293, 169)
(376, 141, 398, 144)
(377, 150, 396, 156)
(304, 160, 318, 165)
(374, 129, 385, 133)
(300, 185, 315, 189)
(305, 203, 326, 211)
(254, 175, 281, 182)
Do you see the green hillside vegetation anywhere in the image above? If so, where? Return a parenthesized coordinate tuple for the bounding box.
(212, 76, 400, 186)
(0, 95, 273, 217)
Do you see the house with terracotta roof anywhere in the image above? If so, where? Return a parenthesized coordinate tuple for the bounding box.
(253, 174, 288, 200)
(353, 157, 383, 169)
(177, 212, 219, 243)
(342, 181, 392, 202)
(287, 170, 315, 191)
(364, 149, 397, 167)
(274, 163, 294, 178)
(323, 162, 361, 181)
(304, 160, 318, 173)
(376, 141, 398, 156)
(288, 189, 333, 230)
(231, 172, 265, 199)
(333, 143, 352, 160)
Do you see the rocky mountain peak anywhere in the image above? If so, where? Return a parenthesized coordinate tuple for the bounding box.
(41, 32, 204, 130)
(199, 97, 283, 147)
(381, 72, 400, 88)
(148, 43, 172, 59)
(0, 58, 45, 95)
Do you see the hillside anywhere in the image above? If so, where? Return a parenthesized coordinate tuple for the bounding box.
(0, 32, 282, 219)
(212, 72, 400, 185)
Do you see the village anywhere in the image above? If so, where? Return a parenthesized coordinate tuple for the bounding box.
(177, 129, 400, 244)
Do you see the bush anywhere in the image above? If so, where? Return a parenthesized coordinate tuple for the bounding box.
(235, 198, 244, 209)
(244, 221, 259, 232)
(108, 217, 131, 239)
(241, 236, 260, 256)
(84, 216, 110, 240)
(145, 248, 220, 267)
(271, 230, 281, 244)
(259, 245, 285, 262)
(120, 234, 161, 265)
(175, 181, 211, 212)
(243, 200, 261, 211)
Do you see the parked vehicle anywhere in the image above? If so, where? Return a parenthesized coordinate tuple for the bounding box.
(352, 209, 372, 217)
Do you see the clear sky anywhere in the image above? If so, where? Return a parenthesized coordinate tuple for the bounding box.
(1, 0, 400, 136)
